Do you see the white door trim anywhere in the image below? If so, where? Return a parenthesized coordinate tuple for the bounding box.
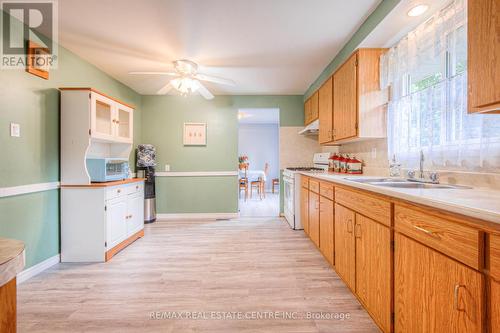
(0, 182, 60, 198)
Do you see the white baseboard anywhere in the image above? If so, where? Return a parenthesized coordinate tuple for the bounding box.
(157, 213, 239, 220)
(17, 254, 60, 284)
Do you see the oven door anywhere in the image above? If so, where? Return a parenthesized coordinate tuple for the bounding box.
(283, 174, 295, 228)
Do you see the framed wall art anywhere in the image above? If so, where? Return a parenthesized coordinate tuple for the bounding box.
(183, 122, 207, 146)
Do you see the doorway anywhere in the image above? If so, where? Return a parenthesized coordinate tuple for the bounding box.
(238, 108, 280, 217)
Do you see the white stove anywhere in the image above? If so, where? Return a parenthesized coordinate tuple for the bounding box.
(283, 153, 331, 229)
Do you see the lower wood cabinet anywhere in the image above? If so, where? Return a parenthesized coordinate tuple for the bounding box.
(334, 203, 355, 291)
(395, 233, 483, 332)
(492, 279, 500, 333)
(319, 196, 334, 266)
(301, 185, 309, 236)
(308, 191, 320, 247)
(355, 214, 392, 333)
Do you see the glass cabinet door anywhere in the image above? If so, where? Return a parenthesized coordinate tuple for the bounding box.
(116, 106, 133, 142)
(91, 93, 114, 140)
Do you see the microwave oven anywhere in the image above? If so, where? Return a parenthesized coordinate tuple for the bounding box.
(86, 158, 129, 182)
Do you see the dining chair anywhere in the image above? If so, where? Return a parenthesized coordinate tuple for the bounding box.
(250, 163, 269, 200)
(272, 177, 279, 193)
(239, 165, 248, 201)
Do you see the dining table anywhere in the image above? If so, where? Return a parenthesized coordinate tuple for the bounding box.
(239, 169, 267, 182)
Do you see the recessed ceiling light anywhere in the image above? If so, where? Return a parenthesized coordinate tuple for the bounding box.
(407, 4, 429, 17)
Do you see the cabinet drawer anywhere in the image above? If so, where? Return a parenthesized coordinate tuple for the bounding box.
(125, 182, 143, 196)
(395, 205, 481, 270)
(335, 187, 391, 226)
(309, 179, 320, 193)
(106, 186, 127, 201)
(301, 176, 309, 189)
(319, 182, 334, 200)
(490, 233, 500, 280)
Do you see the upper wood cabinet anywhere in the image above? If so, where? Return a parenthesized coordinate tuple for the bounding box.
(468, 0, 500, 113)
(304, 91, 319, 125)
(332, 49, 388, 143)
(304, 98, 312, 125)
(395, 233, 483, 333)
(318, 77, 333, 144)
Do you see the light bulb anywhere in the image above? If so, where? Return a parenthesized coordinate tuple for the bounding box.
(407, 4, 429, 17)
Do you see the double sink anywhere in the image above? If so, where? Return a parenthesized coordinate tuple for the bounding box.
(345, 177, 471, 189)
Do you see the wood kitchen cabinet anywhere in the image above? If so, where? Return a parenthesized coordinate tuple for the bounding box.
(310, 91, 319, 122)
(319, 195, 334, 266)
(468, 0, 500, 113)
(301, 185, 309, 236)
(308, 190, 320, 248)
(334, 203, 355, 291)
(304, 98, 311, 125)
(318, 77, 333, 144)
(331, 49, 387, 143)
(355, 214, 391, 333)
(395, 233, 483, 332)
(491, 279, 500, 333)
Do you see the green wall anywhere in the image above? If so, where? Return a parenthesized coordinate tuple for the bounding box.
(141, 95, 303, 214)
(0, 10, 143, 269)
(304, 0, 401, 99)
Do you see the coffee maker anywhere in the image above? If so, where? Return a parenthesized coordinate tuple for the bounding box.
(136, 144, 156, 223)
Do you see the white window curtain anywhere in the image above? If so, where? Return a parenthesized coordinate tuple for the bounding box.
(381, 0, 500, 173)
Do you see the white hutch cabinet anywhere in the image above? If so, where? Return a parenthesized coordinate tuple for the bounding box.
(60, 88, 144, 262)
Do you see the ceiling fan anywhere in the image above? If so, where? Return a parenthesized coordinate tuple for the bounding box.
(129, 59, 235, 100)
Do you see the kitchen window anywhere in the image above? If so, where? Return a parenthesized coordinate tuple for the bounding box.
(381, 0, 500, 173)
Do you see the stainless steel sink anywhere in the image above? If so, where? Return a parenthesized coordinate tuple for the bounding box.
(345, 177, 471, 189)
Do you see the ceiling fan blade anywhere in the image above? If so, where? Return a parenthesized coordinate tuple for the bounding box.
(194, 73, 235, 86)
(157, 82, 174, 95)
(195, 81, 214, 100)
(129, 71, 178, 76)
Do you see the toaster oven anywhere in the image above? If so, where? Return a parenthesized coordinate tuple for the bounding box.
(86, 158, 129, 182)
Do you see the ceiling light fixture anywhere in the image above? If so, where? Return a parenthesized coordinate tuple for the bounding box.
(407, 4, 429, 17)
(170, 77, 199, 96)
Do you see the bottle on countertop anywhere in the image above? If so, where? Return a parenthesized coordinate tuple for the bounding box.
(389, 154, 401, 177)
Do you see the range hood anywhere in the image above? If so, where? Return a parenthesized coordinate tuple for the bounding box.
(298, 119, 319, 135)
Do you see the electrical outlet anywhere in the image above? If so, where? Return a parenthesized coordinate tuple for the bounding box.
(371, 148, 377, 159)
(10, 123, 20, 137)
(165, 164, 170, 172)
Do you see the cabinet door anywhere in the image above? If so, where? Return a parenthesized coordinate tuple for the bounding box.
(334, 204, 355, 290)
(304, 99, 311, 125)
(126, 193, 144, 236)
(115, 105, 133, 143)
(468, 0, 500, 113)
(492, 279, 500, 333)
(319, 196, 334, 266)
(355, 214, 391, 332)
(301, 186, 309, 236)
(395, 233, 483, 332)
(333, 53, 358, 141)
(308, 191, 320, 247)
(318, 77, 333, 144)
(310, 91, 319, 121)
(106, 197, 127, 249)
(90, 93, 115, 140)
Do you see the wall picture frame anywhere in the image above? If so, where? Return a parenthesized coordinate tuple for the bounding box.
(26, 41, 50, 80)
(183, 122, 207, 146)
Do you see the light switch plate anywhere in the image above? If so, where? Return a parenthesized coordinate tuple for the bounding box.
(165, 164, 170, 172)
(10, 122, 20, 137)
(371, 147, 377, 159)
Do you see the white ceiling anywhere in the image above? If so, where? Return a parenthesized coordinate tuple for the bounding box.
(238, 108, 279, 124)
(58, 0, 381, 95)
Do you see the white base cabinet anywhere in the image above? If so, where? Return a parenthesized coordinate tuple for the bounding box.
(61, 181, 144, 262)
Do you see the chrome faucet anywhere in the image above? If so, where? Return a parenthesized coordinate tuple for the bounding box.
(407, 150, 440, 184)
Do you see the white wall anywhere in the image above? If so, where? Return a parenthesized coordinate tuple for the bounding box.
(238, 123, 279, 190)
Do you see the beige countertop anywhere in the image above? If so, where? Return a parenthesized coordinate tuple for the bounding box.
(302, 172, 500, 229)
(0, 238, 25, 286)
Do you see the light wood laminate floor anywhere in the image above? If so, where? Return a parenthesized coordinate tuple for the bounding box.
(239, 192, 280, 217)
(18, 218, 379, 333)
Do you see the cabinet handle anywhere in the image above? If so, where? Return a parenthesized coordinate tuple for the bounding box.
(354, 224, 361, 238)
(413, 225, 439, 239)
(454, 284, 465, 311)
(347, 219, 353, 233)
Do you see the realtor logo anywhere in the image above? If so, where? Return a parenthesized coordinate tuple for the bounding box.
(1, 0, 58, 69)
